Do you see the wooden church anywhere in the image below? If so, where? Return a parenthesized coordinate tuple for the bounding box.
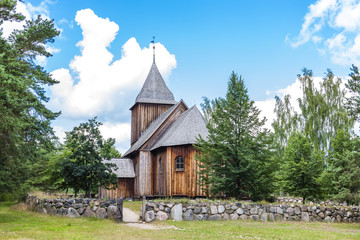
(100, 49, 208, 199)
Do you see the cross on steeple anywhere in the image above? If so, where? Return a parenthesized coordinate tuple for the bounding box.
(151, 36, 155, 63)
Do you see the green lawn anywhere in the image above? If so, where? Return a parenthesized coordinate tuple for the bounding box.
(1, 202, 360, 240)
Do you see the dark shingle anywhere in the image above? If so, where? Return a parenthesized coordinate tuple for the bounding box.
(150, 106, 209, 150)
(104, 158, 135, 178)
(133, 62, 177, 106)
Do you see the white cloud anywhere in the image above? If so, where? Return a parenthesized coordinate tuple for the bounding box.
(48, 9, 177, 119)
(99, 122, 131, 154)
(53, 125, 66, 143)
(255, 76, 323, 130)
(290, 0, 360, 65)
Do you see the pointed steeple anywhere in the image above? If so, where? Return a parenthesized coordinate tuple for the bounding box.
(133, 62, 176, 106)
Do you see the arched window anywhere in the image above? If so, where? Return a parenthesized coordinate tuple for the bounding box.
(175, 156, 184, 171)
(159, 158, 163, 173)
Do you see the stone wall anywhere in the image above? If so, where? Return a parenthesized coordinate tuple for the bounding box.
(25, 195, 120, 219)
(143, 200, 360, 223)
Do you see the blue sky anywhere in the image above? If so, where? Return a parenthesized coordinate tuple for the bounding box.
(4, 0, 360, 153)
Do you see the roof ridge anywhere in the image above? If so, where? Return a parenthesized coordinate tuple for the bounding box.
(123, 100, 186, 157)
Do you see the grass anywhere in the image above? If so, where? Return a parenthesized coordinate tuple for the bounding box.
(1, 202, 360, 239)
(123, 200, 142, 213)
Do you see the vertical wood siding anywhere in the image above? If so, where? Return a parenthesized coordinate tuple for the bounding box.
(100, 178, 134, 199)
(131, 103, 173, 145)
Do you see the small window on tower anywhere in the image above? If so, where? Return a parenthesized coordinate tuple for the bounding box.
(159, 158, 163, 174)
(175, 156, 184, 171)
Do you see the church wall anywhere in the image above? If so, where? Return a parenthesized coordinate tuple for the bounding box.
(100, 178, 134, 199)
(138, 150, 152, 196)
(169, 145, 206, 197)
(151, 148, 167, 196)
(131, 103, 173, 145)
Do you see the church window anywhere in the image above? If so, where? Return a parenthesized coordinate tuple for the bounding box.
(175, 156, 184, 171)
(159, 158, 163, 173)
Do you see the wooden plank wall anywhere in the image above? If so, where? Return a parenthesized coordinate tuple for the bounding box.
(151, 148, 167, 196)
(169, 145, 206, 197)
(100, 178, 134, 199)
(131, 103, 173, 145)
(138, 150, 151, 196)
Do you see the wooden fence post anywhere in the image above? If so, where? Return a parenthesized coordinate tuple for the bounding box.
(142, 196, 146, 223)
(117, 197, 123, 223)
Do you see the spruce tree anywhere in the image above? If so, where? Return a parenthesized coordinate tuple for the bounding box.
(196, 72, 274, 200)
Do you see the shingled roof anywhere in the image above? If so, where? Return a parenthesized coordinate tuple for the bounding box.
(105, 158, 135, 178)
(123, 100, 186, 157)
(150, 106, 209, 150)
(131, 62, 177, 108)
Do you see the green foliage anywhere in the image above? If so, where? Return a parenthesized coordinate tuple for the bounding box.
(196, 72, 275, 201)
(273, 69, 352, 153)
(281, 132, 323, 201)
(56, 118, 119, 197)
(346, 65, 360, 121)
(0, 0, 60, 200)
(326, 130, 360, 204)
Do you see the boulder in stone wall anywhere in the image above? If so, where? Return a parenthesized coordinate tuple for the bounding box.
(294, 207, 301, 215)
(274, 214, 283, 221)
(184, 209, 194, 221)
(251, 215, 259, 221)
(324, 216, 332, 222)
(156, 211, 168, 221)
(239, 214, 249, 220)
(325, 210, 331, 216)
(270, 206, 276, 213)
(96, 207, 107, 219)
(171, 204, 183, 221)
(268, 213, 275, 221)
(55, 202, 63, 208)
(347, 211, 353, 218)
(261, 212, 268, 222)
(258, 208, 263, 216)
(231, 205, 238, 211)
(77, 207, 86, 215)
(49, 206, 57, 215)
(107, 205, 118, 219)
(250, 207, 258, 215)
(74, 204, 83, 209)
(196, 214, 204, 221)
(82, 207, 96, 217)
(194, 207, 201, 214)
(159, 205, 165, 211)
(57, 207, 67, 216)
(244, 208, 250, 215)
(166, 203, 174, 208)
(210, 205, 218, 214)
(201, 207, 208, 214)
(223, 212, 230, 220)
(218, 205, 225, 214)
(276, 207, 283, 214)
(230, 213, 238, 220)
(301, 212, 310, 222)
(286, 207, 294, 216)
(145, 210, 155, 223)
(300, 206, 308, 212)
(211, 214, 221, 220)
(67, 207, 80, 218)
(318, 212, 325, 219)
(236, 208, 243, 215)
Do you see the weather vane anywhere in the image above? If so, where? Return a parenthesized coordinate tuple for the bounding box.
(151, 36, 155, 63)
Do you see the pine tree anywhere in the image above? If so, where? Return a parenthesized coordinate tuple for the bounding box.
(196, 72, 274, 200)
(0, 0, 60, 200)
(281, 132, 323, 201)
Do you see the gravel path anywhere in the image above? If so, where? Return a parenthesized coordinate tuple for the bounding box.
(123, 207, 140, 222)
